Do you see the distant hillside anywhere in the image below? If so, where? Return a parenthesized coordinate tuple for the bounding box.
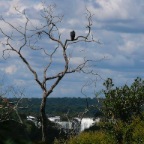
(9, 97, 103, 117)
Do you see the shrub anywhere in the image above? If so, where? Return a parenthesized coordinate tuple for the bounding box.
(0, 120, 31, 144)
(98, 116, 144, 144)
(102, 77, 144, 122)
(126, 116, 144, 144)
(67, 131, 116, 144)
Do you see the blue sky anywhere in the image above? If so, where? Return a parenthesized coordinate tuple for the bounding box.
(0, 0, 144, 98)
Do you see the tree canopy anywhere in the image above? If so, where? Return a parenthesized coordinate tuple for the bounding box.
(102, 77, 144, 122)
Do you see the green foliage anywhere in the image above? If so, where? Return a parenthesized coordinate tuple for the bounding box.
(8, 97, 102, 117)
(94, 116, 144, 144)
(65, 131, 116, 144)
(0, 120, 31, 144)
(101, 77, 144, 143)
(24, 120, 41, 142)
(0, 118, 68, 144)
(102, 77, 144, 122)
(46, 97, 101, 117)
(54, 131, 116, 144)
(127, 116, 144, 144)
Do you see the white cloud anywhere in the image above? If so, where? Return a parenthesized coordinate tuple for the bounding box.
(118, 34, 144, 55)
(109, 55, 134, 66)
(33, 3, 43, 11)
(68, 19, 81, 26)
(70, 57, 84, 65)
(118, 40, 138, 54)
(87, 0, 144, 21)
(86, 0, 128, 20)
(5, 65, 17, 74)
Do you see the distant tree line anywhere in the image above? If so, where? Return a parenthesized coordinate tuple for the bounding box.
(8, 97, 102, 118)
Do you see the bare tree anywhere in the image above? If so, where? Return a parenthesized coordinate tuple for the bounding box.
(0, 82, 26, 124)
(0, 4, 100, 142)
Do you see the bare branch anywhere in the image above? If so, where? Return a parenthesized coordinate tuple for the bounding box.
(43, 43, 59, 87)
(64, 8, 99, 48)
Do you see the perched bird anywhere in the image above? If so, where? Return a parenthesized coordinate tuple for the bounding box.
(70, 30, 75, 41)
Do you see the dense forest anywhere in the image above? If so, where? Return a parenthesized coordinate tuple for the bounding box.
(8, 97, 102, 117)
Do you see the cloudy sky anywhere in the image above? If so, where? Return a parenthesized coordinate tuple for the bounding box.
(0, 0, 144, 98)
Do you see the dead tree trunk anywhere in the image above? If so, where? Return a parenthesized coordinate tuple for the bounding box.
(40, 92, 48, 142)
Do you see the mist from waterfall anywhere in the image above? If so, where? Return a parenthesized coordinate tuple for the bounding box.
(27, 116, 100, 133)
(80, 118, 95, 132)
(48, 116, 100, 133)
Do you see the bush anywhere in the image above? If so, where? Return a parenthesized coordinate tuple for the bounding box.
(0, 120, 31, 144)
(97, 116, 144, 144)
(24, 120, 41, 142)
(102, 77, 144, 122)
(126, 116, 144, 144)
(66, 131, 116, 144)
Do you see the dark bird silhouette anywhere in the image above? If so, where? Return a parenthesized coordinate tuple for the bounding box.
(70, 30, 75, 41)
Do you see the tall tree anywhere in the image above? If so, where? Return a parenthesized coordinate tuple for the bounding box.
(0, 4, 99, 142)
(102, 77, 144, 122)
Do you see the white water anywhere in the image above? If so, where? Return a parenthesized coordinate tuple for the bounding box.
(48, 116, 60, 122)
(48, 116, 100, 132)
(27, 116, 100, 132)
(80, 118, 95, 132)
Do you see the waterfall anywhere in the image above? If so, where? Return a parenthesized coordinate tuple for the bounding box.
(80, 118, 95, 132)
(27, 116, 100, 133)
(73, 117, 100, 132)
